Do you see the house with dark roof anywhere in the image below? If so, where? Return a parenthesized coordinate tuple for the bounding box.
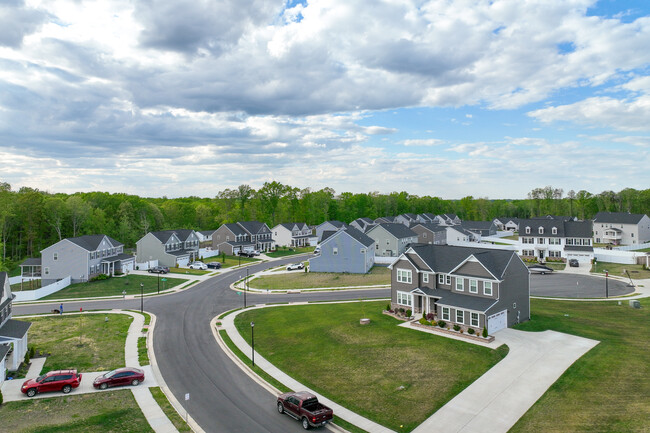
(272, 223, 312, 247)
(212, 221, 274, 255)
(493, 217, 520, 232)
(0, 271, 31, 385)
(394, 213, 419, 226)
(349, 217, 375, 232)
(315, 220, 348, 242)
(38, 234, 135, 285)
(411, 222, 447, 245)
(136, 230, 200, 268)
(366, 223, 419, 257)
(374, 216, 396, 224)
(446, 226, 474, 244)
(196, 229, 218, 245)
(518, 219, 593, 263)
(592, 212, 650, 245)
(389, 244, 530, 334)
(417, 213, 438, 224)
(309, 227, 375, 273)
(434, 214, 461, 226)
(461, 220, 498, 239)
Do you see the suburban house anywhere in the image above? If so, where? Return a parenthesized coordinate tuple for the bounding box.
(494, 217, 520, 232)
(309, 227, 375, 274)
(417, 213, 438, 224)
(213, 221, 274, 254)
(136, 229, 200, 268)
(0, 272, 31, 386)
(518, 219, 594, 264)
(38, 234, 135, 286)
(349, 217, 375, 232)
(434, 214, 462, 226)
(446, 226, 474, 243)
(411, 222, 447, 245)
(366, 223, 419, 257)
(374, 216, 396, 224)
(196, 230, 218, 246)
(315, 220, 348, 242)
(394, 213, 419, 226)
(461, 220, 498, 238)
(272, 223, 312, 247)
(389, 244, 530, 334)
(592, 212, 650, 245)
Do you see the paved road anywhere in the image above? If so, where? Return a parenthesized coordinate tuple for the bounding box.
(15, 256, 390, 433)
(530, 273, 633, 298)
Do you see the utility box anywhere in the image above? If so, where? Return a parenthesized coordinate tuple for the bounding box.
(629, 300, 641, 309)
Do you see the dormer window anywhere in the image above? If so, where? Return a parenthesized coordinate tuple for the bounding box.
(525, 226, 531, 234)
(552, 227, 557, 235)
(538, 227, 544, 234)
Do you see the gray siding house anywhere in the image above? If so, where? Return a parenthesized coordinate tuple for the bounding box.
(136, 230, 200, 268)
(461, 220, 498, 238)
(213, 221, 274, 254)
(411, 223, 447, 245)
(315, 220, 348, 242)
(593, 212, 650, 245)
(41, 234, 134, 285)
(309, 227, 375, 274)
(349, 217, 375, 232)
(366, 223, 419, 257)
(0, 272, 31, 386)
(390, 245, 530, 334)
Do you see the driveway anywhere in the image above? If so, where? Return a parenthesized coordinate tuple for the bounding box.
(413, 328, 599, 433)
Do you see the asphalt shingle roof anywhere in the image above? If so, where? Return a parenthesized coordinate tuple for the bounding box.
(370, 223, 418, 239)
(407, 244, 517, 279)
(415, 287, 496, 312)
(238, 221, 270, 234)
(67, 234, 123, 251)
(0, 319, 31, 339)
(20, 258, 42, 266)
(0, 343, 9, 361)
(593, 212, 647, 225)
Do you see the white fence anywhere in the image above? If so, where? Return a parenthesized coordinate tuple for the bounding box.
(135, 260, 159, 271)
(481, 236, 518, 245)
(199, 247, 220, 259)
(8, 275, 39, 285)
(374, 256, 399, 266)
(593, 248, 647, 265)
(615, 242, 650, 251)
(13, 276, 71, 302)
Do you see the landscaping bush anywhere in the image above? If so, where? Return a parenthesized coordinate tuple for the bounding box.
(24, 350, 30, 364)
(90, 274, 110, 282)
(29, 345, 35, 358)
(482, 327, 488, 338)
(406, 309, 412, 318)
(468, 328, 475, 335)
(386, 303, 391, 311)
(453, 324, 461, 331)
(425, 313, 434, 320)
(431, 321, 437, 327)
(438, 321, 446, 328)
(0, 388, 3, 405)
(419, 318, 431, 325)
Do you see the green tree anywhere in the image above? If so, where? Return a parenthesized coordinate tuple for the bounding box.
(257, 181, 287, 226)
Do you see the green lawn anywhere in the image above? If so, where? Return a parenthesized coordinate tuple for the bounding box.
(234, 301, 508, 432)
(138, 336, 149, 365)
(543, 262, 566, 271)
(591, 261, 650, 279)
(251, 266, 391, 291)
(213, 254, 261, 268)
(11, 279, 42, 292)
(149, 387, 192, 433)
(503, 234, 519, 240)
(40, 274, 186, 300)
(0, 390, 153, 433)
(636, 247, 650, 252)
(18, 313, 132, 373)
(266, 246, 315, 258)
(511, 298, 650, 433)
(167, 267, 210, 275)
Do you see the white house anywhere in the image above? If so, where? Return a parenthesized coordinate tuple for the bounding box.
(272, 223, 312, 247)
(593, 212, 650, 245)
(518, 219, 593, 263)
(0, 272, 31, 386)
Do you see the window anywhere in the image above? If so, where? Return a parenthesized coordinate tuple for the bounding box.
(397, 269, 412, 284)
(469, 279, 478, 293)
(396, 291, 412, 307)
(539, 227, 544, 234)
(513, 302, 517, 309)
(549, 238, 561, 245)
(44, 267, 50, 275)
(456, 309, 464, 324)
(483, 281, 493, 296)
(549, 250, 561, 258)
(360, 248, 366, 254)
(446, 275, 451, 285)
(438, 274, 445, 284)
(538, 238, 545, 244)
(442, 307, 450, 321)
(423, 232, 427, 238)
(456, 277, 464, 291)
(423, 273, 429, 283)
(53, 252, 58, 261)
(525, 226, 531, 234)
(333, 247, 338, 255)
(471, 312, 479, 327)
(552, 227, 557, 234)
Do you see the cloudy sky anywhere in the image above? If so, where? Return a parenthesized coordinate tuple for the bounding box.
(1, 0, 649, 199)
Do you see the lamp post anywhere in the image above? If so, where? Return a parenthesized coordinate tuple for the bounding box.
(250, 321, 255, 367)
(605, 270, 609, 298)
(244, 268, 248, 308)
(140, 283, 144, 313)
(157, 272, 160, 294)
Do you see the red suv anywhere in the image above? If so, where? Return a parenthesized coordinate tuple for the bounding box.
(21, 369, 82, 397)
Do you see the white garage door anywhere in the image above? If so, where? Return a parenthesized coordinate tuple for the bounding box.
(123, 261, 134, 272)
(177, 257, 190, 267)
(487, 310, 507, 334)
(567, 253, 592, 264)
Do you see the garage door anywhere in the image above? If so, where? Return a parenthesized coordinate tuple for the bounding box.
(122, 260, 134, 272)
(566, 253, 592, 264)
(487, 310, 507, 334)
(177, 257, 190, 267)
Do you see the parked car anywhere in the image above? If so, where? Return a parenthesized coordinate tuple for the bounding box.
(277, 391, 333, 430)
(569, 259, 580, 267)
(93, 367, 144, 390)
(207, 261, 222, 269)
(238, 250, 255, 257)
(527, 264, 554, 274)
(287, 262, 305, 271)
(189, 261, 207, 270)
(148, 266, 169, 274)
(250, 250, 261, 256)
(313, 246, 321, 254)
(21, 369, 82, 397)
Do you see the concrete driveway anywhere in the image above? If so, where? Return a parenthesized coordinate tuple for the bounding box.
(413, 328, 599, 433)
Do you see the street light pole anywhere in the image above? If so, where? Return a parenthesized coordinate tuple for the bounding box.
(250, 321, 255, 367)
(245, 268, 248, 308)
(605, 270, 609, 298)
(140, 283, 144, 313)
(157, 272, 160, 294)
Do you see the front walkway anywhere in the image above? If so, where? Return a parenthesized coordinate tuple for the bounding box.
(412, 328, 599, 433)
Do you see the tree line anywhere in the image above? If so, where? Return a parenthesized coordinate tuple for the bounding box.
(1, 180, 648, 270)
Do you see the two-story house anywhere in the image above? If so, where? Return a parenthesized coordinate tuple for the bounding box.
(411, 222, 447, 245)
(434, 214, 462, 226)
(196, 230, 218, 246)
(461, 220, 498, 239)
(493, 217, 520, 232)
(0, 272, 31, 386)
(39, 234, 134, 286)
(272, 223, 312, 247)
(136, 229, 200, 268)
(213, 221, 274, 254)
(315, 221, 348, 242)
(593, 212, 650, 245)
(416, 213, 438, 224)
(394, 213, 419, 226)
(518, 219, 593, 264)
(309, 227, 375, 274)
(366, 223, 419, 257)
(390, 245, 530, 334)
(374, 216, 397, 224)
(349, 217, 375, 232)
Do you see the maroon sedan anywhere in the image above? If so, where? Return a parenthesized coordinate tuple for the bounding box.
(93, 367, 145, 390)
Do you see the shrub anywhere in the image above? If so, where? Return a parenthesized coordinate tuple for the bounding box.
(398, 308, 405, 315)
(406, 309, 412, 318)
(386, 303, 391, 311)
(90, 274, 110, 282)
(0, 388, 3, 405)
(419, 318, 429, 325)
(483, 327, 488, 338)
(468, 328, 475, 335)
(453, 324, 461, 331)
(431, 321, 437, 327)
(29, 346, 35, 358)
(425, 313, 434, 320)
(438, 321, 446, 328)
(24, 350, 30, 364)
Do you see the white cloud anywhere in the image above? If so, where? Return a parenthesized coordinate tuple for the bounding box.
(400, 138, 444, 146)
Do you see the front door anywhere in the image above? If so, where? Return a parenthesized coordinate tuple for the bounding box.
(538, 250, 545, 260)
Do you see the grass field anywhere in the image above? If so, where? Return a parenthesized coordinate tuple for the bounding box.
(40, 274, 186, 300)
(167, 267, 210, 275)
(138, 336, 149, 365)
(215, 254, 261, 268)
(11, 279, 42, 292)
(543, 262, 566, 271)
(503, 234, 519, 240)
(149, 387, 192, 432)
(18, 313, 132, 373)
(511, 298, 649, 433)
(234, 301, 508, 432)
(251, 266, 390, 291)
(0, 390, 153, 433)
(266, 246, 315, 258)
(591, 261, 650, 279)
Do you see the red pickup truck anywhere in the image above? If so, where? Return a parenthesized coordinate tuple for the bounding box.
(277, 391, 334, 430)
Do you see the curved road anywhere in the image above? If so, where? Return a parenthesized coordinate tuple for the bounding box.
(15, 256, 390, 433)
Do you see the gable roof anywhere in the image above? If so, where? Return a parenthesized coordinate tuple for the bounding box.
(323, 227, 374, 247)
(64, 234, 123, 251)
(412, 222, 445, 232)
(151, 230, 181, 243)
(593, 212, 647, 225)
(321, 230, 337, 242)
(199, 229, 217, 236)
(237, 221, 269, 234)
(519, 219, 592, 238)
(369, 223, 418, 239)
(223, 223, 248, 237)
